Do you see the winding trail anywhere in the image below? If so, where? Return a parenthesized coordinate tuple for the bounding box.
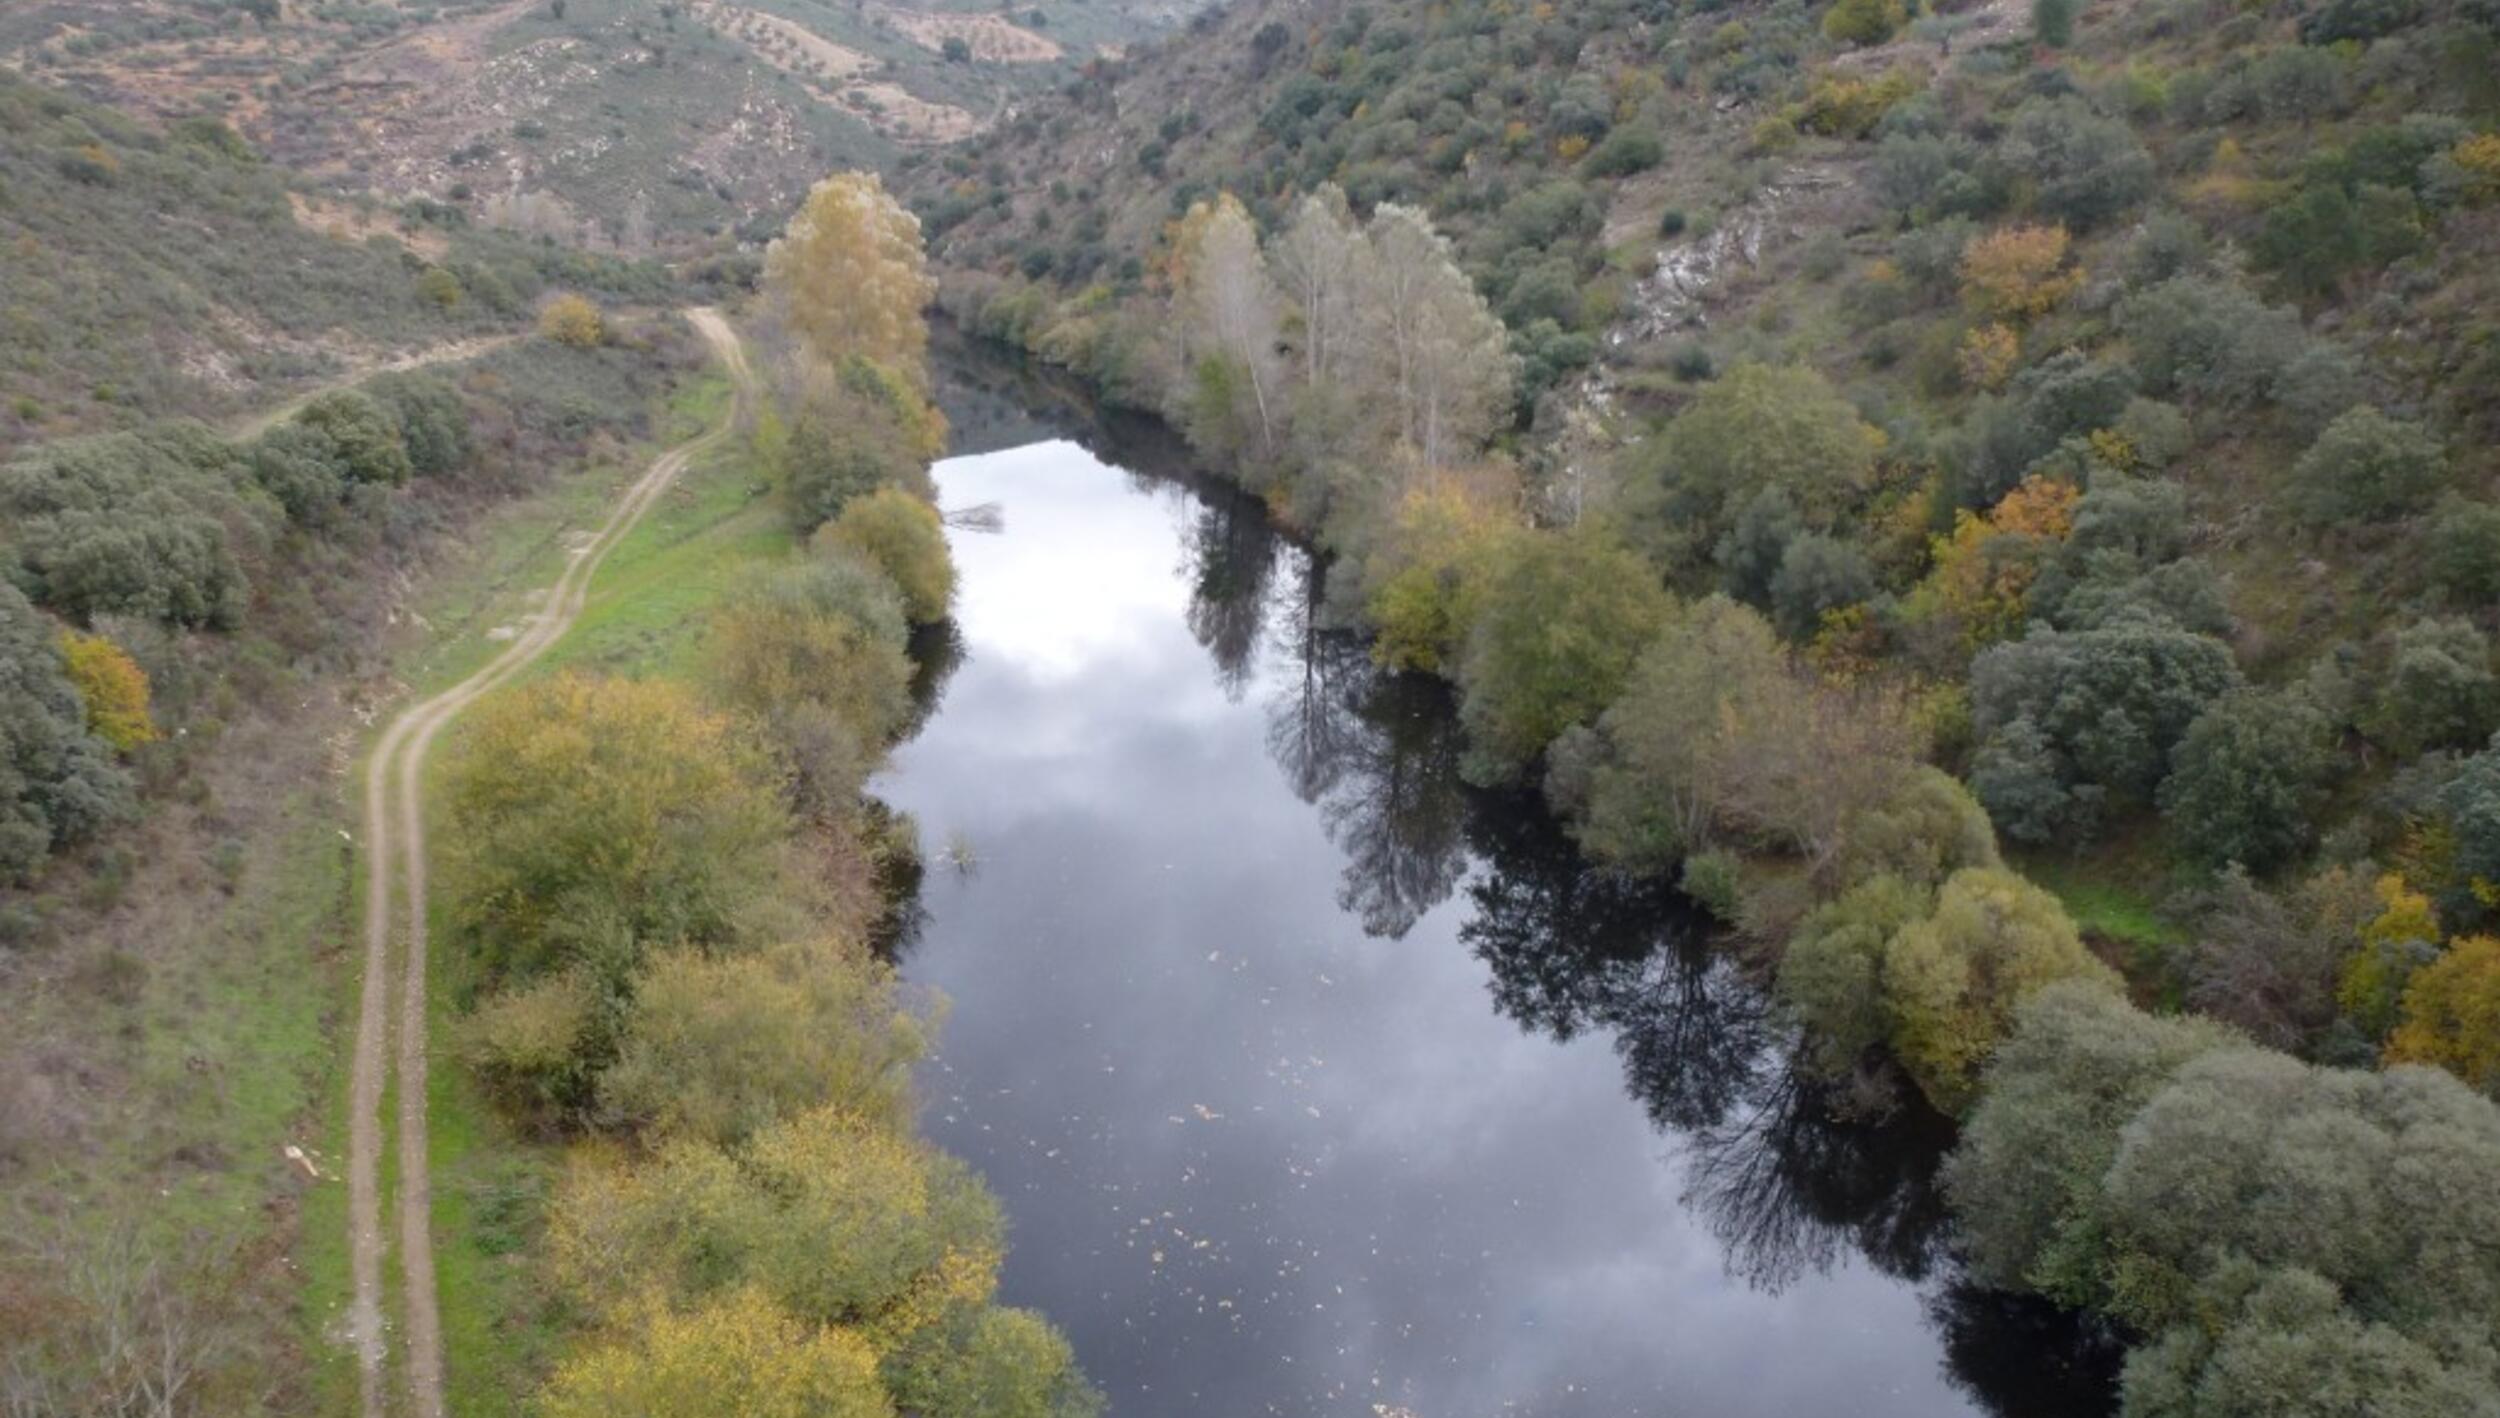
(346, 308, 753, 1418)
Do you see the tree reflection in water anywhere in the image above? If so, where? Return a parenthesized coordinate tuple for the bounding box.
(928, 336, 2124, 1416)
(1247, 557, 2123, 1418)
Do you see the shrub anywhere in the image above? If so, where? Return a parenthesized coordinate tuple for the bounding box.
(246, 424, 350, 524)
(816, 488, 955, 625)
(540, 293, 606, 347)
(460, 969, 599, 1125)
(2290, 406, 2445, 525)
(1579, 126, 1665, 177)
(294, 389, 412, 487)
(2033, 0, 2080, 46)
(2118, 276, 2310, 407)
(1823, 0, 1909, 45)
(0, 427, 257, 628)
(2426, 496, 2500, 604)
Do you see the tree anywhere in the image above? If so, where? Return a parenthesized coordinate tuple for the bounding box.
(1969, 622, 2243, 840)
(2290, 406, 2446, 525)
(1362, 478, 1522, 674)
(1943, 982, 2236, 1301)
(295, 388, 412, 486)
(1173, 195, 1285, 452)
(2425, 496, 2500, 605)
(710, 554, 915, 749)
(1624, 363, 1883, 567)
(1999, 98, 2155, 231)
(1881, 866, 2119, 1110)
(882, 1305, 1101, 1418)
(56, 629, 155, 752)
(1768, 533, 1875, 641)
(2387, 935, 2500, 1093)
(540, 293, 606, 348)
(1362, 204, 1516, 469)
(769, 173, 934, 380)
(817, 488, 955, 625)
(1780, 874, 1932, 1079)
(600, 938, 931, 1145)
(1567, 595, 1789, 869)
(2158, 688, 2337, 872)
(1268, 185, 1371, 397)
(442, 673, 792, 986)
(2032, 0, 2079, 47)
(1457, 526, 1672, 783)
(0, 581, 133, 882)
(2370, 616, 2496, 756)
(775, 360, 943, 534)
(1960, 224, 2083, 322)
(549, 1105, 1005, 1333)
(2176, 865, 2375, 1056)
(539, 1289, 892, 1418)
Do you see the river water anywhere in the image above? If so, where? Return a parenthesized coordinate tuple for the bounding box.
(876, 357, 2120, 1418)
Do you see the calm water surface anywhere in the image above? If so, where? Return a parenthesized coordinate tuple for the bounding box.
(874, 362, 2118, 1418)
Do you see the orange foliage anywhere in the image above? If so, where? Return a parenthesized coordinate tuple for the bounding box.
(1960, 224, 2083, 322)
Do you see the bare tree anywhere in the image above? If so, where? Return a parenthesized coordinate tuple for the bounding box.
(1361, 205, 1515, 471)
(1186, 195, 1285, 452)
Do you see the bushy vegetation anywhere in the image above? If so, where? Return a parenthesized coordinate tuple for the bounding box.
(436, 175, 1093, 1417)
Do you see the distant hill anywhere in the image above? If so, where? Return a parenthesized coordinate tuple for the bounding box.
(4, 0, 1216, 244)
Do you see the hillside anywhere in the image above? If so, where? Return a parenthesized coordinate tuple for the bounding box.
(909, 0, 2500, 820)
(5, 0, 1212, 245)
(0, 71, 698, 451)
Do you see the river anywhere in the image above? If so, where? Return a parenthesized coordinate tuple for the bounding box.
(873, 353, 2121, 1418)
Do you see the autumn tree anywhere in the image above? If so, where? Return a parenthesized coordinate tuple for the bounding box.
(599, 938, 932, 1145)
(540, 293, 606, 348)
(1961, 224, 2084, 322)
(817, 488, 956, 625)
(1880, 866, 2119, 1109)
(767, 172, 937, 379)
(539, 1289, 892, 1418)
(1361, 476, 1523, 674)
(443, 673, 792, 986)
(2386, 934, 2500, 1093)
(56, 628, 155, 752)
(1268, 185, 1370, 396)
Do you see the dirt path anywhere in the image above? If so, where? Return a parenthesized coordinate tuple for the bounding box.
(231, 332, 525, 442)
(345, 307, 752, 1418)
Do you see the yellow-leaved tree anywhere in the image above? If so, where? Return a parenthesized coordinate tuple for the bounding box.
(2387, 934, 2500, 1092)
(539, 1288, 892, 1418)
(767, 172, 936, 380)
(56, 629, 155, 752)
